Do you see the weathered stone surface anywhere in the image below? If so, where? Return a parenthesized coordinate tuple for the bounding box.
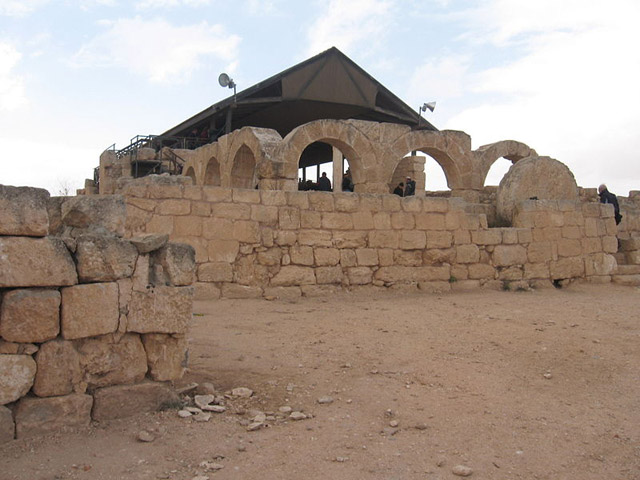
(550, 257, 585, 280)
(77, 333, 148, 388)
(142, 334, 186, 381)
(221, 284, 263, 299)
(270, 266, 316, 286)
(0, 405, 13, 443)
(92, 382, 180, 421)
(492, 245, 528, 267)
(497, 156, 578, 225)
(153, 243, 195, 286)
(14, 394, 92, 439)
(0, 237, 78, 288)
(33, 339, 83, 397)
(128, 286, 193, 334)
(0, 289, 60, 343)
(0, 185, 49, 236)
(0, 355, 37, 405)
(129, 233, 169, 254)
(75, 235, 138, 282)
(585, 253, 617, 276)
(61, 195, 126, 236)
(197, 262, 233, 282)
(61, 283, 119, 339)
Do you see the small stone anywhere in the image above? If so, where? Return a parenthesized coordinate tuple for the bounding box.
(178, 410, 193, 418)
(202, 405, 226, 413)
(382, 427, 399, 436)
(137, 430, 155, 443)
(246, 422, 263, 431)
(317, 396, 334, 405)
(543, 372, 552, 379)
(193, 413, 211, 423)
(185, 407, 203, 414)
(231, 387, 253, 398)
(198, 382, 216, 395)
(286, 383, 295, 392)
(194, 394, 215, 409)
(414, 423, 429, 430)
(200, 461, 224, 471)
(252, 413, 267, 423)
(191, 476, 209, 480)
(452, 464, 473, 477)
(334, 456, 349, 462)
(289, 411, 306, 421)
(279, 406, 292, 414)
(389, 420, 399, 427)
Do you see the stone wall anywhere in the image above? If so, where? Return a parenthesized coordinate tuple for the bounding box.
(0, 185, 195, 443)
(121, 179, 619, 300)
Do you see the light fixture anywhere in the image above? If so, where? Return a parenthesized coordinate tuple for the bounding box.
(419, 101, 436, 115)
(218, 73, 237, 101)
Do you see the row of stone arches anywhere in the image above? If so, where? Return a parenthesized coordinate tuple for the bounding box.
(181, 119, 537, 198)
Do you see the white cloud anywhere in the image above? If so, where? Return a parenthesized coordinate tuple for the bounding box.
(135, 0, 211, 8)
(444, 0, 640, 194)
(245, 0, 276, 15)
(305, 0, 393, 57)
(0, 42, 27, 111)
(408, 55, 470, 102)
(71, 17, 240, 83)
(0, 0, 49, 16)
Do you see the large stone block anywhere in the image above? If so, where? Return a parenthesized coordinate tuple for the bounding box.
(75, 235, 138, 282)
(33, 339, 82, 397)
(0, 289, 60, 343)
(127, 286, 193, 334)
(315, 266, 343, 284)
(468, 263, 495, 280)
(153, 243, 195, 286)
(492, 245, 528, 267)
(550, 257, 585, 280)
(271, 266, 316, 286)
(498, 157, 579, 225)
(197, 262, 232, 282)
(332, 231, 368, 249)
(0, 185, 49, 236)
(92, 382, 180, 421)
(14, 394, 93, 439)
(77, 333, 147, 388)
(220, 284, 263, 299)
(0, 405, 13, 444)
(455, 244, 480, 264)
(0, 355, 36, 405)
(290, 245, 314, 266)
(129, 233, 169, 254)
(585, 253, 617, 276)
(0, 237, 77, 288)
(61, 283, 119, 340)
(142, 334, 187, 381)
(399, 230, 426, 250)
(207, 239, 239, 263)
(347, 267, 373, 285)
(314, 248, 340, 266)
(61, 195, 126, 236)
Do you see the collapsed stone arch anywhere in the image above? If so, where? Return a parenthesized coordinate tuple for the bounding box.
(280, 119, 371, 191)
(475, 140, 537, 187)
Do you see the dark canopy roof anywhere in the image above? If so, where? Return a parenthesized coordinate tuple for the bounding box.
(161, 47, 437, 141)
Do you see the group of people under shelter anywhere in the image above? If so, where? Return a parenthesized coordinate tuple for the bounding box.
(393, 176, 416, 197)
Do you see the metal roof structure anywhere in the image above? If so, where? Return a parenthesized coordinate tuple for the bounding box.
(161, 46, 437, 144)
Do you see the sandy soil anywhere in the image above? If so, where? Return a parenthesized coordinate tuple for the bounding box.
(1, 283, 639, 480)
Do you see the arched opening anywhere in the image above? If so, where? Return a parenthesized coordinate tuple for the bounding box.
(204, 157, 221, 186)
(297, 141, 350, 192)
(482, 157, 515, 227)
(389, 150, 452, 197)
(184, 166, 197, 185)
(485, 157, 514, 187)
(231, 145, 256, 189)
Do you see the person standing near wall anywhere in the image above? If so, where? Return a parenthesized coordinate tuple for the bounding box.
(318, 172, 332, 192)
(598, 184, 622, 225)
(404, 176, 416, 196)
(393, 182, 404, 196)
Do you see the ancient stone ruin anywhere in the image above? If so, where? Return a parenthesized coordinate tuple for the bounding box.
(0, 186, 195, 442)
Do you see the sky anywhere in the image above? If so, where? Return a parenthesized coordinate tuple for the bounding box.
(1, 0, 639, 196)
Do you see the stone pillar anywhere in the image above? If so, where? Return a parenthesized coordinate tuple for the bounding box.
(332, 147, 343, 192)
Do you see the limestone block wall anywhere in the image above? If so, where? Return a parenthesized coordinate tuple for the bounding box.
(0, 185, 194, 443)
(121, 179, 617, 300)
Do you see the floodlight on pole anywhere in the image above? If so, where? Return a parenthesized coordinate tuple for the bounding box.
(418, 101, 436, 117)
(218, 73, 237, 101)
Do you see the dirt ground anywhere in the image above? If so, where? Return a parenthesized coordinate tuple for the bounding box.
(1, 283, 639, 480)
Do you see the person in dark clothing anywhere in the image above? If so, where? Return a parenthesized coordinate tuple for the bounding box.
(599, 184, 622, 225)
(393, 182, 404, 196)
(318, 172, 332, 191)
(342, 173, 353, 192)
(404, 176, 416, 196)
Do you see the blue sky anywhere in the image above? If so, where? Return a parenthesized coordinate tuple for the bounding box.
(1, 0, 639, 195)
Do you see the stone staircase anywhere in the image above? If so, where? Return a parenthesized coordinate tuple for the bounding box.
(612, 236, 640, 286)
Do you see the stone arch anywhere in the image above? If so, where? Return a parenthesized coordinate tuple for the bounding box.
(183, 165, 197, 185)
(281, 119, 370, 191)
(475, 140, 537, 187)
(388, 130, 468, 191)
(204, 157, 221, 186)
(230, 145, 257, 189)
